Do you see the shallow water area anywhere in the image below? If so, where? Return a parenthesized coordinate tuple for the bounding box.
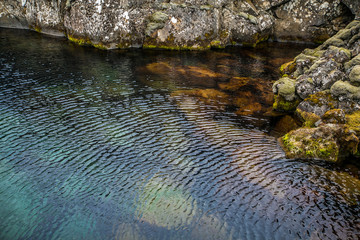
(0, 29, 359, 240)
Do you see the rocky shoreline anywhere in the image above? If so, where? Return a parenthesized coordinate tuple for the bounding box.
(273, 20, 360, 163)
(0, 0, 359, 50)
(1, 1, 360, 164)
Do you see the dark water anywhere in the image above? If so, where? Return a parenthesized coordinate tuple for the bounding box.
(0, 29, 359, 240)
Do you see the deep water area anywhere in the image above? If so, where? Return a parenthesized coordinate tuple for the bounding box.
(0, 29, 359, 240)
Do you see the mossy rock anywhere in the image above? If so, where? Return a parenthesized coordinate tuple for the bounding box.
(302, 91, 336, 107)
(302, 48, 325, 58)
(145, 22, 165, 36)
(67, 35, 109, 50)
(335, 28, 352, 41)
(295, 108, 321, 127)
(150, 11, 168, 23)
(323, 46, 351, 63)
(273, 95, 300, 113)
(295, 91, 338, 126)
(346, 110, 360, 132)
(322, 37, 345, 48)
(344, 55, 360, 72)
(295, 53, 318, 62)
(281, 123, 359, 162)
(349, 65, 360, 86)
(200, 5, 213, 10)
(272, 77, 297, 101)
(345, 20, 360, 29)
(331, 81, 360, 100)
(322, 109, 346, 124)
(279, 60, 296, 76)
(281, 127, 340, 162)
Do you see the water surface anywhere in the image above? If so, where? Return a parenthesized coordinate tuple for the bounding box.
(0, 29, 359, 240)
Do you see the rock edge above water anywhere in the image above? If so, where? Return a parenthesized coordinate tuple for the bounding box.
(273, 20, 360, 163)
(0, 0, 358, 50)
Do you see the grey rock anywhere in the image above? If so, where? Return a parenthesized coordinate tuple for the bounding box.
(0, 0, 356, 49)
(295, 76, 315, 100)
(323, 46, 351, 63)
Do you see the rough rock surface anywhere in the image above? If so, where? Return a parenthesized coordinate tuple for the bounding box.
(273, 20, 360, 163)
(0, 0, 357, 49)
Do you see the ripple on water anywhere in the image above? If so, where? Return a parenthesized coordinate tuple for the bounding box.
(0, 29, 359, 240)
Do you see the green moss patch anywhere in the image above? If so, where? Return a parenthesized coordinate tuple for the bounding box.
(281, 126, 340, 162)
(273, 95, 300, 113)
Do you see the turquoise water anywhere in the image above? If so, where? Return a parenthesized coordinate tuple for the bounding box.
(0, 29, 359, 240)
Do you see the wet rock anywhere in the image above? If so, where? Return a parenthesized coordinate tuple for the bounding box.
(273, 20, 360, 162)
(172, 75, 273, 116)
(279, 60, 296, 76)
(272, 77, 300, 112)
(281, 123, 359, 163)
(271, 115, 300, 137)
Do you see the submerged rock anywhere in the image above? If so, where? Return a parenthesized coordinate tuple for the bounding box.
(172, 75, 273, 116)
(273, 20, 360, 163)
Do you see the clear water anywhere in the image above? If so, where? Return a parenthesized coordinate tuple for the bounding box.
(0, 29, 359, 240)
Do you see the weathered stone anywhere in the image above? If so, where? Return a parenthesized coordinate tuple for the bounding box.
(349, 65, 360, 86)
(272, 77, 297, 101)
(341, 0, 360, 19)
(323, 46, 351, 63)
(0, 0, 356, 49)
(331, 81, 360, 101)
(295, 76, 315, 100)
(295, 91, 338, 127)
(322, 109, 346, 124)
(273, 0, 353, 43)
(281, 123, 358, 163)
(345, 55, 360, 72)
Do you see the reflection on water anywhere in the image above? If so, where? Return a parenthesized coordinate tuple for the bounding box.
(0, 29, 359, 240)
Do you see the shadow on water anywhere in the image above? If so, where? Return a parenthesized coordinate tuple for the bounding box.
(0, 28, 359, 240)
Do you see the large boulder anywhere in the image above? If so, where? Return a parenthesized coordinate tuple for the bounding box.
(281, 123, 358, 163)
(273, 0, 354, 42)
